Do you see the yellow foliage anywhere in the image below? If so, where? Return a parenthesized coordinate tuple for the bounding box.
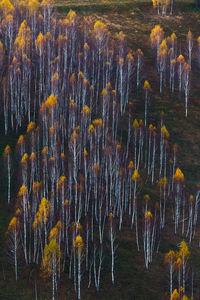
(128, 160, 134, 170)
(179, 240, 190, 258)
(41, 239, 61, 275)
(107, 82, 112, 90)
(171, 32, 177, 41)
(161, 125, 169, 138)
(177, 54, 185, 63)
(139, 120, 144, 127)
(50, 157, 55, 164)
(37, 12, 43, 22)
(116, 31, 125, 41)
(83, 149, 88, 157)
(116, 142, 121, 150)
(158, 177, 168, 186)
(8, 217, 19, 232)
(179, 286, 184, 295)
(21, 153, 28, 164)
(102, 88, 107, 97)
(49, 227, 59, 241)
(112, 89, 116, 95)
(49, 126, 55, 136)
(119, 57, 124, 66)
(56, 221, 62, 230)
(189, 195, 194, 203)
(6, 13, 13, 23)
(0, 40, 4, 60)
(132, 119, 139, 129)
(74, 235, 84, 252)
(46, 32, 52, 40)
(170, 289, 180, 300)
(88, 122, 94, 133)
(84, 42, 89, 51)
(69, 99, 76, 110)
(70, 130, 78, 143)
(32, 181, 40, 193)
(145, 211, 153, 220)
(183, 62, 191, 72)
(57, 175, 67, 187)
(12, 59, 18, 69)
(41, 0, 53, 7)
(92, 163, 100, 173)
(60, 153, 65, 159)
(136, 48, 143, 57)
(159, 39, 168, 56)
(15, 208, 21, 216)
(149, 124, 154, 131)
(35, 32, 46, 52)
(28, 0, 39, 14)
(187, 29, 193, 41)
(70, 73, 76, 84)
(18, 0, 26, 10)
(93, 119, 103, 127)
(144, 194, 150, 201)
(3, 144, 11, 159)
(14, 20, 31, 53)
(64, 199, 69, 207)
(143, 80, 151, 90)
(52, 72, 59, 83)
(84, 79, 89, 89)
(27, 121, 35, 133)
(127, 51, 134, 62)
(30, 152, 36, 161)
(42, 146, 48, 156)
(174, 257, 182, 270)
(94, 20, 106, 33)
(57, 35, 63, 45)
(81, 105, 90, 115)
(78, 71, 84, 79)
(164, 250, 175, 264)
(152, 0, 157, 8)
(18, 184, 28, 196)
(150, 25, 164, 47)
(38, 197, 51, 223)
(173, 168, 184, 182)
(67, 9, 76, 22)
(173, 143, 178, 153)
(33, 211, 41, 228)
(131, 169, 140, 181)
(71, 222, 76, 230)
(0, 0, 14, 14)
(45, 94, 58, 109)
(77, 222, 82, 232)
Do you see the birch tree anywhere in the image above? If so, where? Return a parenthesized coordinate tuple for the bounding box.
(41, 239, 61, 300)
(178, 240, 190, 293)
(164, 250, 175, 297)
(74, 234, 84, 300)
(143, 80, 151, 127)
(3, 144, 11, 205)
(7, 216, 20, 281)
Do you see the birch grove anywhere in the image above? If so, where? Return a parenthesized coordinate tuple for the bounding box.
(2, 2, 200, 300)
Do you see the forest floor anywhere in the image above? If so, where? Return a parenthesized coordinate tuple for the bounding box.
(1, 1, 200, 299)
